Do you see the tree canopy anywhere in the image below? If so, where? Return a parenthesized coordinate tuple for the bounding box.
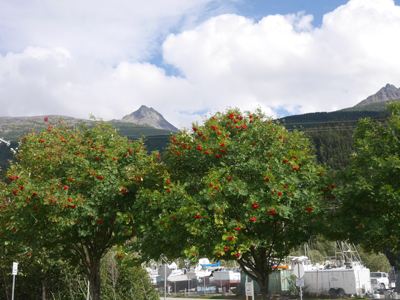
(0, 118, 164, 300)
(334, 102, 400, 252)
(132, 108, 331, 300)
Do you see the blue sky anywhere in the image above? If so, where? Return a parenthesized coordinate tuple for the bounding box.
(236, 0, 350, 25)
(238, 0, 400, 25)
(1, 0, 400, 128)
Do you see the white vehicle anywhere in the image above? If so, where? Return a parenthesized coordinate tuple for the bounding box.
(370, 272, 389, 290)
(292, 242, 373, 297)
(301, 260, 372, 297)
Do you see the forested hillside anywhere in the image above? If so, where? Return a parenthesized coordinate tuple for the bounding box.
(280, 110, 384, 128)
(281, 111, 389, 171)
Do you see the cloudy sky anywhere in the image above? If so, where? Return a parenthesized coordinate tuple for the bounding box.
(1, 0, 400, 129)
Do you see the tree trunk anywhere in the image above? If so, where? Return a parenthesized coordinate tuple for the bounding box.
(42, 282, 46, 300)
(239, 257, 271, 300)
(2, 269, 10, 300)
(259, 276, 270, 300)
(88, 258, 101, 300)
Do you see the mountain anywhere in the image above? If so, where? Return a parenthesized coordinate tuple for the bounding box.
(120, 105, 179, 133)
(354, 84, 400, 107)
(0, 107, 176, 142)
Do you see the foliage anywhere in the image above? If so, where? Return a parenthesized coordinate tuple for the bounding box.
(358, 247, 391, 272)
(0, 249, 159, 300)
(280, 111, 389, 173)
(101, 248, 159, 300)
(0, 253, 90, 300)
(308, 237, 337, 259)
(333, 102, 400, 253)
(0, 118, 165, 300)
(282, 112, 389, 172)
(306, 126, 355, 172)
(129, 135, 170, 155)
(307, 236, 390, 272)
(132, 108, 330, 300)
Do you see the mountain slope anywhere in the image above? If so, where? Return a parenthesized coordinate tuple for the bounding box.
(120, 105, 178, 133)
(354, 84, 400, 107)
(341, 97, 400, 112)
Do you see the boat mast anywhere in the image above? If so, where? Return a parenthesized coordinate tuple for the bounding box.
(0, 138, 10, 146)
(336, 241, 363, 264)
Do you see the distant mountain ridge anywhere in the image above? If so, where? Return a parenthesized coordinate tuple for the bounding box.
(279, 83, 400, 126)
(355, 84, 400, 107)
(119, 105, 178, 133)
(0, 106, 177, 141)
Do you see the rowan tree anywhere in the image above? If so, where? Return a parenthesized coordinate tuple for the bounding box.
(333, 102, 400, 252)
(133, 108, 331, 300)
(0, 118, 165, 300)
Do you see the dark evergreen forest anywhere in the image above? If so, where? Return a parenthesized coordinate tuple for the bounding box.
(281, 111, 389, 171)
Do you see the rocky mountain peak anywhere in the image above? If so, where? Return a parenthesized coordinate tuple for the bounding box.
(355, 84, 400, 107)
(121, 105, 178, 133)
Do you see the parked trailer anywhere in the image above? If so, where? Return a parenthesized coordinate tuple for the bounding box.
(303, 262, 372, 297)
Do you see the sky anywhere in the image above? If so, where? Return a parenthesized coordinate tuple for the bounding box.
(1, 0, 400, 130)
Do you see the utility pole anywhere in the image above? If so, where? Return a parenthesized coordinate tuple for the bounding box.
(160, 257, 168, 300)
(11, 262, 18, 300)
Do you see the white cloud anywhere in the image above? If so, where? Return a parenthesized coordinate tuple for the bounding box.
(0, 0, 218, 63)
(162, 0, 400, 117)
(1, 0, 400, 130)
(0, 46, 205, 128)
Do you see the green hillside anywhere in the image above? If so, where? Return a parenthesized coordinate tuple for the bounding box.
(279, 110, 386, 129)
(340, 98, 400, 112)
(280, 110, 389, 172)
